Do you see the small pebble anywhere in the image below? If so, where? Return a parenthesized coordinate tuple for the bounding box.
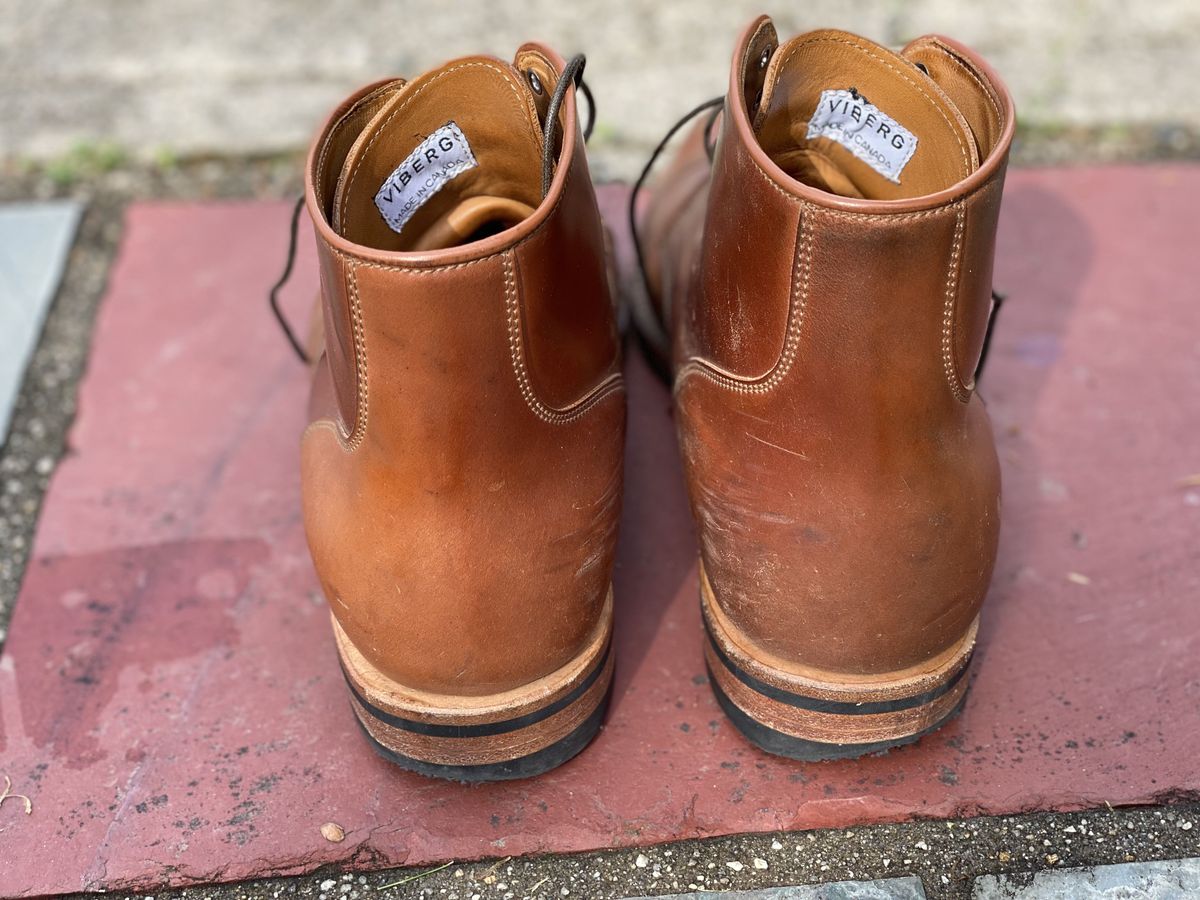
(635, 854, 648, 868)
(915, 840, 929, 851)
(752, 858, 768, 870)
(319, 880, 336, 891)
(320, 822, 345, 843)
(725, 861, 743, 871)
(770, 840, 783, 851)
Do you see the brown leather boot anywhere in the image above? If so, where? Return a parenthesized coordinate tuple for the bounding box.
(297, 47, 624, 780)
(633, 18, 1014, 759)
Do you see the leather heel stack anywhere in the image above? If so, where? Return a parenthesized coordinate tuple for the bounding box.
(700, 568, 976, 760)
(334, 590, 614, 782)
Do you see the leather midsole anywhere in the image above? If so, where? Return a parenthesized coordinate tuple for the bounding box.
(333, 586, 613, 727)
(701, 563, 977, 703)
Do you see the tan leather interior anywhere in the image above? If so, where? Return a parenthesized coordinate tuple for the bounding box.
(326, 56, 548, 252)
(753, 30, 987, 200)
(902, 36, 1007, 165)
(312, 81, 406, 217)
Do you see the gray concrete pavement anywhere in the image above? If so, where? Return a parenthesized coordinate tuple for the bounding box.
(0, 201, 81, 438)
(973, 858, 1200, 898)
(3, 0, 1200, 179)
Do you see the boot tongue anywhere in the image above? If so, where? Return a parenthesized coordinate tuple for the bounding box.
(754, 29, 980, 200)
(331, 55, 545, 252)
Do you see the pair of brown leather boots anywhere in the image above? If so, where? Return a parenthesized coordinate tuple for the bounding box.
(290, 15, 1014, 781)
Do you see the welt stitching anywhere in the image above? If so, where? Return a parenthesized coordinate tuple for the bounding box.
(339, 60, 538, 228)
(674, 207, 811, 395)
(774, 35, 970, 179)
(941, 206, 970, 402)
(503, 251, 624, 424)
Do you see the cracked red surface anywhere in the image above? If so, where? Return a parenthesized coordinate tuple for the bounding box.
(2, 171, 1199, 894)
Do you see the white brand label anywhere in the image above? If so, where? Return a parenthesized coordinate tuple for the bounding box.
(374, 121, 478, 233)
(806, 89, 918, 184)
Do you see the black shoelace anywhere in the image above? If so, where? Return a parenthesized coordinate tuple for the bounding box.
(626, 93, 1006, 383)
(269, 56, 596, 365)
(975, 290, 1005, 383)
(268, 194, 310, 363)
(540, 54, 595, 196)
(628, 95, 723, 307)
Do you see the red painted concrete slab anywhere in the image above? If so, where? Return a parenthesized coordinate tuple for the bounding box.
(1, 168, 1198, 895)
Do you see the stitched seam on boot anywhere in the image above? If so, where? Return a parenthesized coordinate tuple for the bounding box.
(503, 252, 623, 424)
(941, 206, 971, 402)
(674, 208, 812, 395)
(710, 133, 982, 403)
(339, 263, 370, 450)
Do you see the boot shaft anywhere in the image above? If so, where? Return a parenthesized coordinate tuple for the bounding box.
(300, 47, 625, 698)
(660, 20, 1014, 678)
(305, 51, 622, 446)
(681, 21, 1014, 405)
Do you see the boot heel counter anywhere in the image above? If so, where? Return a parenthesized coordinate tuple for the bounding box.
(677, 189, 1005, 676)
(302, 248, 623, 695)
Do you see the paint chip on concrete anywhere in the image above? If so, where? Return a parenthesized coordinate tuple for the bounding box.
(0, 201, 82, 438)
(628, 876, 927, 899)
(972, 858, 1200, 898)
